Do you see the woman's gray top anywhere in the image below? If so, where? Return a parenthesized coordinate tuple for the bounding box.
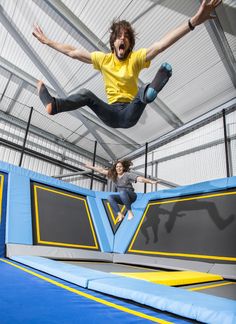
(113, 172, 138, 192)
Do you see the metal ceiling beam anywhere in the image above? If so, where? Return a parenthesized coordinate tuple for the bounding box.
(71, 129, 90, 145)
(5, 81, 26, 114)
(0, 110, 109, 166)
(0, 5, 115, 160)
(37, 0, 183, 128)
(131, 1, 164, 25)
(0, 56, 41, 89)
(158, 1, 236, 89)
(75, 111, 140, 149)
(0, 72, 12, 102)
(0, 5, 64, 96)
(71, 112, 117, 161)
(122, 97, 236, 161)
(138, 80, 183, 128)
(205, 17, 236, 88)
(217, 3, 236, 37)
(34, 0, 108, 52)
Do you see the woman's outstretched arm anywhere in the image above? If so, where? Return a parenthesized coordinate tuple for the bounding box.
(85, 163, 109, 176)
(136, 176, 159, 185)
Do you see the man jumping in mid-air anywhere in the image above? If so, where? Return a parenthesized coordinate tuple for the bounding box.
(33, 0, 221, 129)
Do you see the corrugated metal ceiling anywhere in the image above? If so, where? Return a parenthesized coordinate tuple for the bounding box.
(0, 0, 235, 162)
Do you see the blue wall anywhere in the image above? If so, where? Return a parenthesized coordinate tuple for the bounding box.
(1, 161, 236, 260)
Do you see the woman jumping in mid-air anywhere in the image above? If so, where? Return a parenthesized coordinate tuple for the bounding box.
(86, 160, 158, 221)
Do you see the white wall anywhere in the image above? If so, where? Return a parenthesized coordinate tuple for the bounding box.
(132, 110, 236, 192)
(1, 111, 235, 193)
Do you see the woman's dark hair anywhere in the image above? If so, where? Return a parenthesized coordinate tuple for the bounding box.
(108, 160, 133, 182)
(109, 20, 136, 53)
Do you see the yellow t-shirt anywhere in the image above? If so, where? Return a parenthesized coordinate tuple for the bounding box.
(91, 48, 150, 104)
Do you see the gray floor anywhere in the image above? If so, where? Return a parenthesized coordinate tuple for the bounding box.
(65, 261, 158, 273)
(182, 280, 236, 300)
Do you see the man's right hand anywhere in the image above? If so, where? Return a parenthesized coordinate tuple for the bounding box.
(32, 24, 49, 44)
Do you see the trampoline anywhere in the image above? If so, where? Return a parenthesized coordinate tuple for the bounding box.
(0, 161, 236, 323)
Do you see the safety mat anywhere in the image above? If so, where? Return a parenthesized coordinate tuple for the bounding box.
(111, 270, 223, 286)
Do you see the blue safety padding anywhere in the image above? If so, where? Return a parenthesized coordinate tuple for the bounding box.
(96, 192, 145, 254)
(86, 196, 113, 252)
(113, 194, 145, 253)
(1, 161, 96, 245)
(0, 160, 95, 197)
(2, 159, 236, 259)
(11, 256, 118, 288)
(88, 276, 236, 324)
(29, 176, 95, 198)
(94, 191, 116, 247)
(227, 176, 236, 189)
(6, 173, 32, 244)
(138, 176, 236, 204)
(0, 172, 8, 257)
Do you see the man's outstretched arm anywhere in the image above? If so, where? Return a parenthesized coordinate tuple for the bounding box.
(32, 24, 92, 64)
(146, 0, 222, 61)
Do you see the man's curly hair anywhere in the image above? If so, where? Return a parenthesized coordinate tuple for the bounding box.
(108, 160, 133, 182)
(109, 20, 136, 53)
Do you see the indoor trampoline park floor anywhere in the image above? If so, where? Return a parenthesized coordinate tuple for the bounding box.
(65, 261, 236, 300)
(0, 258, 235, 324)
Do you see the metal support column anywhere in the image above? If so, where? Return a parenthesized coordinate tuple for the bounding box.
(155, 161, 158, 191)
(144, 142, 148, 193)
(90, 141, 97, 190)
(222, 109, 230, 177)
(19, 106, 33, 167)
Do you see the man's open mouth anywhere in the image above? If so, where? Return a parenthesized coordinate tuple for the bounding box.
(115, 42, 130, 60)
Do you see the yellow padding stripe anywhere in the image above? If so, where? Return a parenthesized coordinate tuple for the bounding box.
(33, 184, 99, 249)
(0, 259, 172, 324)
(188, 281, 236, 291)
(107, 202, 126, 225)
(128, 190, 236, 262)
(127, 249, 236, 261)
(111, 271, 223, 286)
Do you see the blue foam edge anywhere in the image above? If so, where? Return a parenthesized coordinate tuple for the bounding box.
(86, 196, 113, 252)
(6, 173, 32, 244)
(88, 277, 236, 324)
(11, 256, 118, 288)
